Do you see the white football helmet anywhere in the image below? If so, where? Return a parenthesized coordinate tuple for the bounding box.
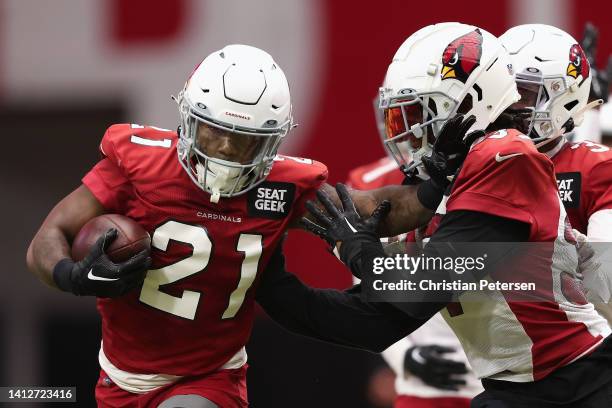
(380, 23, 520, 172)
(177, 44, 292, 202)
(500, 24, 592, 144)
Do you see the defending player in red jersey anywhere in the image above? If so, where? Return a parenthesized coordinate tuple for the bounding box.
(305, 23, 612, 407)
(500, 24, 612, 306)
(346, 103, 481, 407)
(26, 44, 457, 407)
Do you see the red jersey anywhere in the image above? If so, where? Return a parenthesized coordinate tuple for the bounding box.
(82, 124, 327, 377)
(348, 158, 483, 399)
(551, 140, 612, 234)
(430, 129, 610, 382)
(346, 157, 404, 190)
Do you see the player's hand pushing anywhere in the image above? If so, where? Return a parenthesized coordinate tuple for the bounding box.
(301, 183, 390, 273)
(404, 345, 468, 391)
(53, 229, 151, 298)
(421, 114, 484, 190)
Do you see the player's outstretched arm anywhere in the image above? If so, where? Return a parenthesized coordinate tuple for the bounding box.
(346, 183, 435, 237)
(297, 182, 436, 238)
(300, 168, 451, 238)
(26, 185, 151, 297)
(256, 244, 427, 353)
(305, 183, 531, 318)
(27, 185, 106, 288)
(298, 115, 483, 237)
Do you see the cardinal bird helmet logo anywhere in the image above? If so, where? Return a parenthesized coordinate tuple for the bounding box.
(441, 29, 483, 83)
(567, 44, 589, 81)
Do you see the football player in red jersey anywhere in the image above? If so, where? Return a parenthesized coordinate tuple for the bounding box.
(26, 44, 464, 408)
(305, 23, 612, 407)
(346, 97, 481, 408)
(500, 24, 612, 307)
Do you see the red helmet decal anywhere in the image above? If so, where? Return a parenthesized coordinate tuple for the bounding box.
(441, 29, 483, 83)
(567, 44, 590, 80)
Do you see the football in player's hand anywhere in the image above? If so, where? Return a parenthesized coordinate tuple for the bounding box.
(71, 215, 151, 262)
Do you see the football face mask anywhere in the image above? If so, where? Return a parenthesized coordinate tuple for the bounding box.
(505, 70, 570, 142)
(177, 95, 288, 203)
(381, 91, 457, 173)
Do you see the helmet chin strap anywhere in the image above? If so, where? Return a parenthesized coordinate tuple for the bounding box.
(575, 99, 603, 117)
(534, 130, 565, 149)
(196, 162, 244, 204)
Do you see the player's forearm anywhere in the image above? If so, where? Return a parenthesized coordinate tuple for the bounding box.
(26, 185, 107, 289)
(259, 280, 422, 353)
(257, 246, 424, 352)
(27, 226, 72, 289)
(353, 185, 434, 237)
(301, 183, 434, 237)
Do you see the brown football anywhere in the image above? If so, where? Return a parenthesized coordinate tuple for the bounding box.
(71, 214, 151, 263)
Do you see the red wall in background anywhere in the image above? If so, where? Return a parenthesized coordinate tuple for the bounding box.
(111, 0, 187, 45)
(571, 0, 612, 70)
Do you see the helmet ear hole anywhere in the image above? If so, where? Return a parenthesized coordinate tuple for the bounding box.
(427, 98, 438, 116)
(564, 100, 579, 111)
(457, 93, 473, 114)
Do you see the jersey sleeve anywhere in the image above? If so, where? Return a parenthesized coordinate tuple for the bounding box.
(585, 159, 612, 216)
(289, 158, 329, 220)
(81, 125, 133, 212)
(346, 158, 404, 190)
(346, 167, 364, 189)
(446, 131, 554, 226)
(98, 124, 129, 171)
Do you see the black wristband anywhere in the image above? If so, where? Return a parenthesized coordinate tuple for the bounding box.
(53, 258, 76, 294)
(417, 179, 444, 211)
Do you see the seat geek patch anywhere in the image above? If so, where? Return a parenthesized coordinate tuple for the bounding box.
(556, 172, 581, 208)
(248, 182, 295, 219)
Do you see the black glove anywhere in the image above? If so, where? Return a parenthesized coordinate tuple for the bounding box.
(417, 114, 484, 209)
(425, 113, 484, 185)
(581, 22, 612, 103)
(301, 183, 390, 271)
(404, 345, 468, 391)
(53, 228, 151, 298)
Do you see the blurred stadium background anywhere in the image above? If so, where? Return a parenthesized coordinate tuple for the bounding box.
(1, 0, 611, 406)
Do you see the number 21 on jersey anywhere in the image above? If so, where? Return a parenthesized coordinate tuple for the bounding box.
(139, 220, 262, 320)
